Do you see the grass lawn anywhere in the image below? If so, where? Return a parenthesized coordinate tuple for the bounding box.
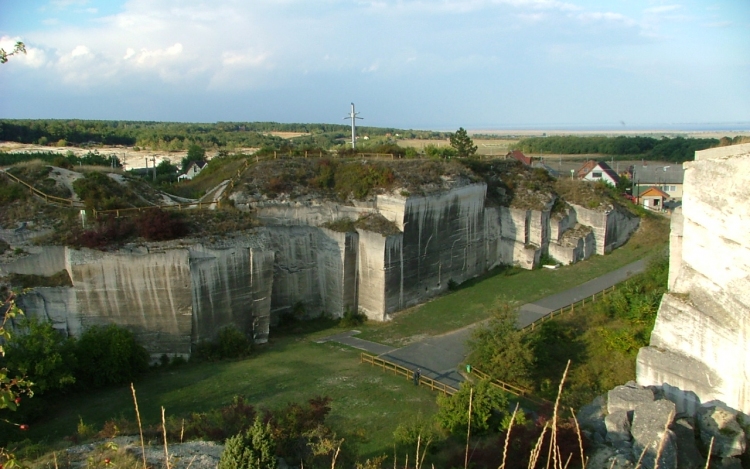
(4, 336, 438, 461)
(354, 215, 668, 346)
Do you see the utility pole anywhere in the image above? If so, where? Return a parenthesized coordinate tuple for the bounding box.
(344, 103, 363, 149)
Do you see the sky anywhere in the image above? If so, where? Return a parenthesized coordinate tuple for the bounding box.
(0, 0, 748, 130)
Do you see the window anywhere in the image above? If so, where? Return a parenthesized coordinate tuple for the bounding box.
(670, 185, 676, 192)
(654, 199, 660, 207)
(592, 171, 602, 178)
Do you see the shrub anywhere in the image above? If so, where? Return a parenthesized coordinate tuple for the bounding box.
(436, 380, 508, 436)
(4, 319, 77, 395)
(338, 310, 367, 328)
(468, 302, 536, 389)
(195, 326, 252, 361)
(218, 417, 277, 469)
(134, 209, 188, 241)
(74, 325, 150, 388)
(74, 215, 135, 249)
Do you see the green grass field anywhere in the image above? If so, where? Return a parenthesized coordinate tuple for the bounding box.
(6, 337, 438, 461)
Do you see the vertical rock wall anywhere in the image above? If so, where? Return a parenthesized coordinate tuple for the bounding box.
(636, 143, 750, 416)
(189, 244, 273, 345)
(399, 184, 487, 307)
(0, 246, 67, 276)
(356, 229, 392, 320)
(67, 247, 194, 357)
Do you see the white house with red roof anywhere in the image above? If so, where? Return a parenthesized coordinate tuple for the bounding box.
(577, 160, 620, 187)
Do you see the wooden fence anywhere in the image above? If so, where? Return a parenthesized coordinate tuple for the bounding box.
(0, 169, 85, 208)
(521, 284, 617, 332)
(360, 353, 458, 396)
(466, 366, 550, 406)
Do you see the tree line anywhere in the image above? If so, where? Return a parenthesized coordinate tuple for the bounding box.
(0, 120, 449, 152)
(513, 135, 722, 162)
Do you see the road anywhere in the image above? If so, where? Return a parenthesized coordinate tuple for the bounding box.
(318, 258, 647, 389)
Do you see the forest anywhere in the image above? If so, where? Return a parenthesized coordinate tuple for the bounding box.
(512, 135, 732, 162)
(0, 120, 449, 152)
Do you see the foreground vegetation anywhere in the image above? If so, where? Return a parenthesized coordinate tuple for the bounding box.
(469, 255, 668, 409)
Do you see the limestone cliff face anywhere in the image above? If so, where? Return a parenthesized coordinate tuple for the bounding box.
(636, 143, 750, 416)
(5, 172, 640, 356)
(67, 247, 194, 357)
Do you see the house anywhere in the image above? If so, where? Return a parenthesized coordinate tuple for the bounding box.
(178, 161, 207, 181)
(506, 150, 532, 166)
(577, 160, 620, 187)
(637, 186, 670, 211)
(632, 164, 685, 200)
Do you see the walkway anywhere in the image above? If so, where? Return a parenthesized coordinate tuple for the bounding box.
(319, 258, 647, 390)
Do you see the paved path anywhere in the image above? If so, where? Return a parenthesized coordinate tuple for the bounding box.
(319, 259, 647, 389)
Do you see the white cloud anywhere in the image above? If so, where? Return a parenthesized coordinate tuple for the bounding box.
(644, 5, 681, 14)
(49, 0, 89, 9)
(221, 51, 270, 68)
(577, 11, 635, 26)
(70, 45, 90, 57)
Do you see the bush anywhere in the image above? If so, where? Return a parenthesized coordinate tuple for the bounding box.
(73, 215, 135, 249)
(338, 310, 367, 328)
(74, 325, 150, 388)
(218, 417, 277, 469)
(468, 302, 535, 389)
(3, 319, 77, 395)
(134, 208, 188, 241)
(436, 380, 508, 435)
(195, 326, 252, 361)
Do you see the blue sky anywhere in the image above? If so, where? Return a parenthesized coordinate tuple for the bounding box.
(0, 0, 748, 130)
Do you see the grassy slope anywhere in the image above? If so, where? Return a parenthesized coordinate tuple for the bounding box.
(355, 215, 669, 346)
(7, 337, 437, 460)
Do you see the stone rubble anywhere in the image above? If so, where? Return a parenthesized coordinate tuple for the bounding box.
(579, 381, 749, 469)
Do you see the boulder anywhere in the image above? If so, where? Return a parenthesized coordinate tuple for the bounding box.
(608, 382, 655, 416)
(579, 394, 607, 438)
(672, 418, 704, 469)
(697, 406, 746, 458)
(606, 410, 632, 444)
(631, 399, 678, 469)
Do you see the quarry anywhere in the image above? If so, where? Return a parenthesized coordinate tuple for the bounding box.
(1, 142, 749, 469)
(0, 157, 641, 359)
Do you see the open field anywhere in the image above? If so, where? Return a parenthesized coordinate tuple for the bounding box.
(264, 131, 310, 139)
(397, 138, 518, 156)
(354, 216, 669, 347)
(0, 143, 257, 170)
(4, 337, 438, 460)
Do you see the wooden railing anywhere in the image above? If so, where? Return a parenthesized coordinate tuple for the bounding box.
(0, 169, 85, 208)
(520, 285, 617, 332)
(360, 353, 458, 396)
(466, 366, 550, 406)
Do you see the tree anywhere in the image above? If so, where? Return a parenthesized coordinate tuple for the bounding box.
(74, 325, 150, 388)
(4, 319, 76, 395)
(182, 144, 206, 172)
(436, 380, 508, 435)
(468, 302, 535, 389)
(219, 416, 277, 469)
(449, 127, 477, 158)
(0, 42, 26, 64)
(0, 291, 33, 410)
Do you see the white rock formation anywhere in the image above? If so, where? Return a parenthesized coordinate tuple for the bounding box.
(4, 174, 640, 356)
(636, 143, 750, 416)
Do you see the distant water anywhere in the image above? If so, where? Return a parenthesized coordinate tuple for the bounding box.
(465, 122, 750, 133)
